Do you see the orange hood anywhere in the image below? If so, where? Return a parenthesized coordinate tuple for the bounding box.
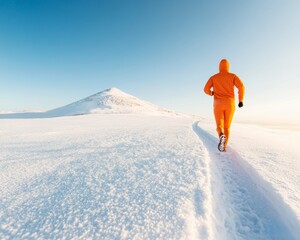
(219, 59, 230, 72)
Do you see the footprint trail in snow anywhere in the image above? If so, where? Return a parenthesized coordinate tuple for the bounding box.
(193, 121, 298, 240)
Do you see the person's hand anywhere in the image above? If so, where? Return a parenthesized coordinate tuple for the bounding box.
(238, 102, 243, 108)
(211, 91, 214, 96)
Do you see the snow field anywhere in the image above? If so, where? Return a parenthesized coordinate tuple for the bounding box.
(0, 114, 214, 239)
(1, 113, 299, 239)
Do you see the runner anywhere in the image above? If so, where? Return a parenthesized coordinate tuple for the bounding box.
(204, 59, 245, 152)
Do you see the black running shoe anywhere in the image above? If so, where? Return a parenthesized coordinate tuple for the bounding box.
(218, 134, 226, 152)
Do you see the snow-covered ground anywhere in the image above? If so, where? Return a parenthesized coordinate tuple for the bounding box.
(196, 121, 300, 239)
(200, 120, 300, 224)
(1, 114, 299, 239)
(0, 114, 214, 239)
(0, 88, 299, 239)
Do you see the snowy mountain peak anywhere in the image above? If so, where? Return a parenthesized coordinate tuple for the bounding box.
(44, 87, 180, 117)
(94, 87, 129, 98)
(102, 87, 127, 95)
(85, 87, 143, 106)
(0, 87, 183, 118)
(76, 87, 153, 109)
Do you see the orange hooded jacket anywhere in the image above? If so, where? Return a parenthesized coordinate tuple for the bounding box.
(204, 59, 245, 105)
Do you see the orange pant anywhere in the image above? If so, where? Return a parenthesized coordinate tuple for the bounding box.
(214, 103, 235, 147)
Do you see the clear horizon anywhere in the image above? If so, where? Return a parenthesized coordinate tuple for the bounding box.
(0, 0, 299, 124)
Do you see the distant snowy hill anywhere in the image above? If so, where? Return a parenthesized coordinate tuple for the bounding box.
(0, 88, 181, 118)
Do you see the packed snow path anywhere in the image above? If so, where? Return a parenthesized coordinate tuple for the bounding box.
(0, 115, 214, 239)
(193, 121, 299, 240)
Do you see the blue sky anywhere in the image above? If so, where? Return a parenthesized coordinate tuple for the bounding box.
(0, 0, 299, 123)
